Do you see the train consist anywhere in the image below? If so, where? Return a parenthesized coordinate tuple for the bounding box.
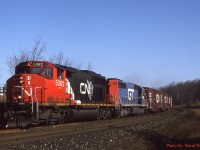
(0, 61, 172, 128)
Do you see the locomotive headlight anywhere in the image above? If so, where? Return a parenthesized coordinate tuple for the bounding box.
(20, 76, 23, 84)
(18, 95, 22, 99)
(149, 92, 151, 97)
(26, 76, 31, 80)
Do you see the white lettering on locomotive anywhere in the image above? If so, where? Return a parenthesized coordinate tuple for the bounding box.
(33, 62, 43, 67)
(56, 80, 64, 87)
(66, 78, 75, 100)
(128, 88, 134, 100)
(80, 80, 94, 100)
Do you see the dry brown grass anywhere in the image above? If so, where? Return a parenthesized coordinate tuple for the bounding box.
(191, 109, 200, 118)
(157, 109, 200, 139)
(135, 108, 200, 150)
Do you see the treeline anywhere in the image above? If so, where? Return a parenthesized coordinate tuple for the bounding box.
(160, 79, 200, 106)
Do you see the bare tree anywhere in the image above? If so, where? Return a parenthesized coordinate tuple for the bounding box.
(30, 36, 46, 61)
(87, 61, 93, 71)
(49, 51, 73, 67)
(49, 52, 64, 65)
(7, 49, 28, 75)
(160, 79, 200, 106)
(56, 52, 64, 65)
(75, 63, 82, 70)
(7, 36, 46, 75)
(63, 58, 73, 67)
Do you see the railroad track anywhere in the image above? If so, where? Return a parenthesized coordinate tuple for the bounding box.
(0, 108, 183, 145)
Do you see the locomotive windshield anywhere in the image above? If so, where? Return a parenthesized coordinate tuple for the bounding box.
(32, 68, 41, 74)
(31, 67, 53, 77)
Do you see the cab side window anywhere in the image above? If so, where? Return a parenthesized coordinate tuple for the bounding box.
(57, 69, 63, 79)
(43, 68, 53, 77)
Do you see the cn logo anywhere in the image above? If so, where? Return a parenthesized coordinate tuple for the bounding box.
(80, 80, 94, 100)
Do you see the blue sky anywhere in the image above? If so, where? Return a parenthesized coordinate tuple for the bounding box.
(0, 0, 200, 87)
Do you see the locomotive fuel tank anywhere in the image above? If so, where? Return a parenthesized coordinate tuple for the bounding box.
(67, 108, 98, 121)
